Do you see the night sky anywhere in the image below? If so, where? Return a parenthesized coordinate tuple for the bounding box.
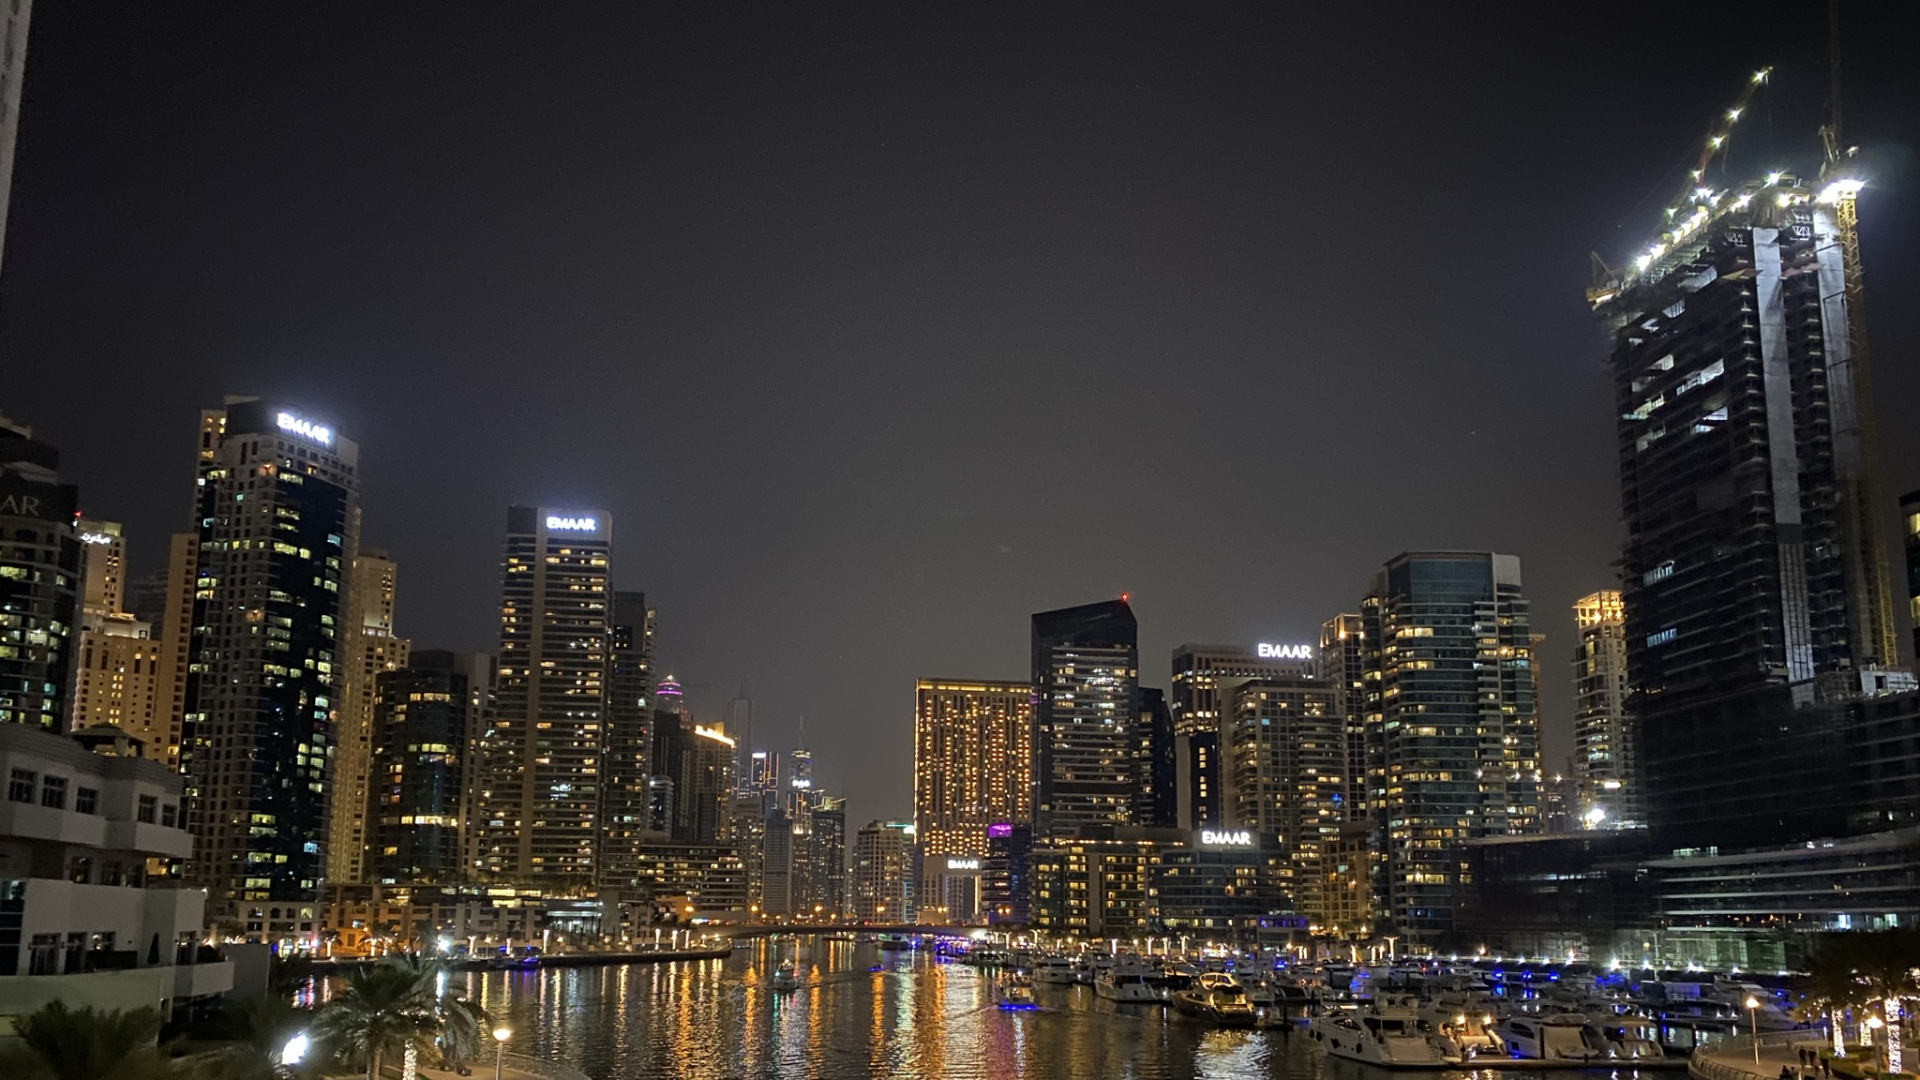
(4, 2, 1917, 832)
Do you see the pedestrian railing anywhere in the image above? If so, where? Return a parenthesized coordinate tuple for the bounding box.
(1691, 1031, 1822, 1080)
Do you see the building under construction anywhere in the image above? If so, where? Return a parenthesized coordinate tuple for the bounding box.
(1589, 71, 1916, 849)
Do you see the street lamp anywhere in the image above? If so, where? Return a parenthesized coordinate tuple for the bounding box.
(1745, 996, 1761, 1064)
(492, 1026, 512, 1080)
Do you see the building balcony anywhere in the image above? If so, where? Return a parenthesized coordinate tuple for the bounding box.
(172, 959, 234, 999)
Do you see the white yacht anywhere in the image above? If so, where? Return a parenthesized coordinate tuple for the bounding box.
(1094, 967, 1162, 1004)
(1033, 955, 1079, 985)
(771, 959, 800, 992)
(1492, 1013, 1612, 1062)
(1307, 1001, 1454, 1067)
(1595, 1010, 1665, 1059)
(1172, 972, 1258, 1027)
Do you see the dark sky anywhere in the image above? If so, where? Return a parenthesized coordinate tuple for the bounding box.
(4, 2, 1918, 833)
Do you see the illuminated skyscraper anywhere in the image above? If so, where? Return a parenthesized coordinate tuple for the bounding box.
(651, 710, 734, 844)
(1571, 591, 1638, 830)
(369, 650, 491, 884)
(180, 398, 358, 924)
(483, 507, 611, 884)
(329, 549, 409, 885)
(1317, 615, 1368, 821)
(1223, 677, 1344, 925)
(912, 679, 1032, 858)
(852, 820, 916, 922)
(69, 521, 166, 748)
(0, 412, 79, 732)
(1904, 490, 1920, 665)
(1169, 643, 1310, 739)
(1361, 551, 1540, 946)
(598, 591, 656, 892)
(1033, 600, 1138, 837)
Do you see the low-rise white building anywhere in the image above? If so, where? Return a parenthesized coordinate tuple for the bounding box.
(0, 724, 231, 1017)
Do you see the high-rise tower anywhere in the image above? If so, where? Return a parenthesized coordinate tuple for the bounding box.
(598, 591, 655, 892)
(1571, 591, 1639, 829)
(1591, 139, 1906, 844)
(328, 549, 408, 885)
(180, 399, 358, 922)
(483, 507, 610, 884)
(1032, 599, 1138, 837)
(1318, 615, 1368, 822)
(913, 679, 1033, 858)
(0, 411, 79, 732)
(1361, 552, 1540, 946)
(0, 0, 30, 278)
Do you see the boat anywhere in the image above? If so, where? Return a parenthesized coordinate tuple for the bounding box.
(1094, 967, 1161, 1004)
(1033, 956, 1079, 985)
(1595, 1010, 1666, 1060)
(771, 959, 799, 991)
(1171, 972, 1258, 1027)
(1492, 1012, 1612, 1062)
(997, 971, 1037, 1009)
(875, 934, 914, 951)
(1307, 1002, 1454, 1067)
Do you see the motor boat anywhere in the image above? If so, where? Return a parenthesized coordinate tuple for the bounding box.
(1595, 1010, 1665, 1059)
(997, 971, 1037, 1009)
(1147, 966, 1192, 1002)
(771, 959, 799, 991)
(1427, 1006, 1503, 1059)
(1172, 972, 1258, 1027)
(1307, 1001, 1454, 1067)
(1492, 1013, 1612, 1062)
(1094, 966, 1162, 1004)
(1033, 956, 1079, 985)
(1240, 972, 1279, 1010)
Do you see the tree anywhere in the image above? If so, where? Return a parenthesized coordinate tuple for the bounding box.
(311, 954, 491, 1080)
(186, 995, 318, 1080)
(0, 1001, 175, 1080)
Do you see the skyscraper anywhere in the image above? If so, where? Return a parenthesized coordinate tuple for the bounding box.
(1032, 599, 1138, 837)
(180, 399, 358, 923)
(806, 795, 848, 918)
(328, 549, 409, 885)
(1571, 591, 1639, 830)
(1591, 157, 1905, 844)
(483, 507, 610, 885)
(1133, 687, 1176, 827)
(0, 0, 30, 278)
(1318, 614, 1368, 821)
(1223, 676, 1345, 926)
(599, 591, 656, 892)
(0, 412, 78, 733)
(1361, 551, 1541, 946)
(369, 650, 492, 884)
(912, 680, 1033, 858)
(69, 521, 166, 749)
(852, 820, 916, 922)
(651, 710, 734, 844)
(1170, 643, 1312, 832)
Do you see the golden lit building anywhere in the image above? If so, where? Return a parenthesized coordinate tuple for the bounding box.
(912, 679, 1032, 857)
(1572, 590, 1638, 829)
(328, 548, 410, 885)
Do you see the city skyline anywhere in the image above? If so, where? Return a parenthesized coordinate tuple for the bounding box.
(3, 4, 1919, 836)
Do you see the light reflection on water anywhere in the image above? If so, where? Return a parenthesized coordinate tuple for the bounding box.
(397, 940, 1665, 1080)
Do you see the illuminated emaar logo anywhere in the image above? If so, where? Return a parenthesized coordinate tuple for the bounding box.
(275, 411, 333, 446)
(79, 532, 115, 546)
(946, 858, 981, 871)
(545, 515, 598, 532)
(1257, 643, 1313, 660)
(1200, 829, 1254, 847)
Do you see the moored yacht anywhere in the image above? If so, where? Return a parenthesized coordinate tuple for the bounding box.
(1492, 1012, 1612, 1062)
(1033, 955, 1079, 985)
(1307, 1001, 1454, 1067)
(1172, 972, 1258, 1027)
(1095, 966, 1162, 1004)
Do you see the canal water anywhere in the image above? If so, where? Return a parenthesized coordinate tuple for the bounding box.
(432, 938, 1679, 1080)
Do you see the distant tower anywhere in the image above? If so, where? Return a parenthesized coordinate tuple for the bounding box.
(1571, 591, 1639, 829)
(1317, 614, 1368, 822)
(329, 549, 410, 886)
(599, 591, 656, 892)
(0, 411, 79, 732)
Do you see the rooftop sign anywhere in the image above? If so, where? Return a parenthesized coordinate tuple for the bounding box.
(1257, 643, 1313, 660)
(1199, 829, 1254, 848)
(546, 515, 598, 532)
(275, 411, 333, 447)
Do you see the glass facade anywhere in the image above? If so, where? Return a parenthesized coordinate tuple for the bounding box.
(1224, 677, 1344, 926)
(0, 419, 81, 733)
(598, 591, 655, 893)
(912, 679, 1031, 858)
(181, 399, 358, 920)
(369, 650, 491, 884)
(1032, 600, 1138, 837)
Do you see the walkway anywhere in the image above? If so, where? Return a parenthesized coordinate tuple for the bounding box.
(416, 1051, 592, 1080)
(1690, 1031, 1835, 1080)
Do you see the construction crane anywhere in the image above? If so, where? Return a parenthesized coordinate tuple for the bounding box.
(1814, 0, 1899, 670)
(1586, 66, 1772, 305)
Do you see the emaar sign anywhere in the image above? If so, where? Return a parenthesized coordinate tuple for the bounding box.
(1199, 829, 1254, 847)
(1257, 643, 1313, 660)
(545, 515, 599, 532)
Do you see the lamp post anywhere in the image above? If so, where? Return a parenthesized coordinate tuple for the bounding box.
(1745, 996, 1761, 1064)
(492, 1026, 512, 1080)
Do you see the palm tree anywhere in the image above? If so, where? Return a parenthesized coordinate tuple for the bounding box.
(187, 995, 318, 1080)
(311, 953, 492, 1080)
(311, 956, 441, 1080)
(0, 1001, 175, 1080)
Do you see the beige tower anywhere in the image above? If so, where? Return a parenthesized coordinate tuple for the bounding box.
(70, 521, 167, 757)
(327, 548, 409, 885)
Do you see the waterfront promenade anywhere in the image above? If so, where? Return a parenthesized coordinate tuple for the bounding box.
(417, 1051, 592, 1080)
(1690, 1031, 1836, 1080)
